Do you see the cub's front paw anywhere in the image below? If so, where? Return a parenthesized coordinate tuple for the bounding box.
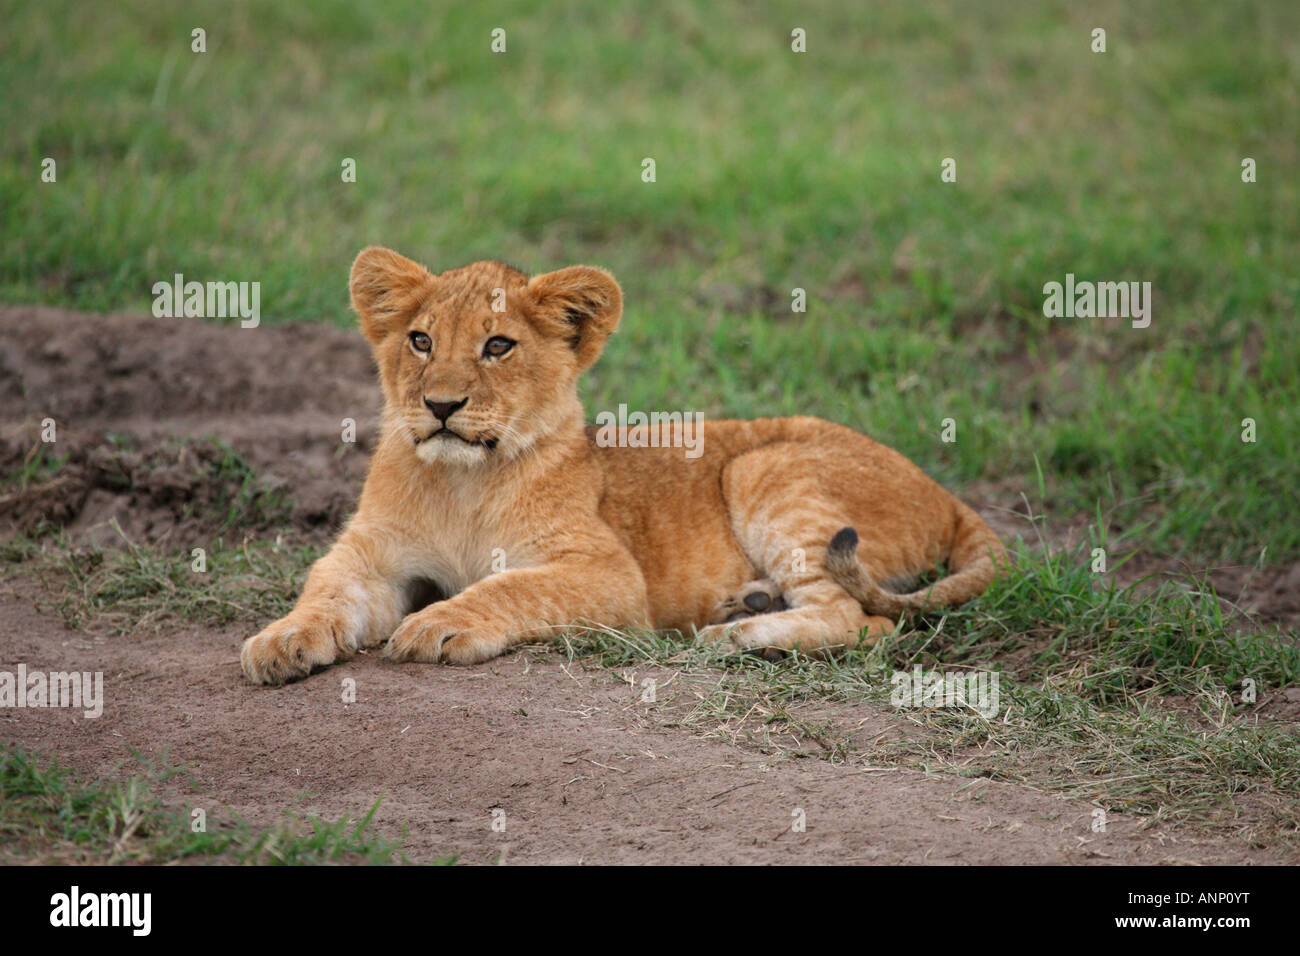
(385, 605, 508, 665)
(241, 611, 347, 685)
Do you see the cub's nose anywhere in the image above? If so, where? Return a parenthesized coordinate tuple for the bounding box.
(424, 397, 468, 423)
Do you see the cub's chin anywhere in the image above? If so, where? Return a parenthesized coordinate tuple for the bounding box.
(414, 435, 491, 468)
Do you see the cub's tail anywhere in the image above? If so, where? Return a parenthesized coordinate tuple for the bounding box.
(826, 504, 1007, 618)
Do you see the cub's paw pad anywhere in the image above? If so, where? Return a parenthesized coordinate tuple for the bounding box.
(708, 579, 787, 625)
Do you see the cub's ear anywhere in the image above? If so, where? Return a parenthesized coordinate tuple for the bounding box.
(349, 246, 435, 345)
(527, 266, 623, 371)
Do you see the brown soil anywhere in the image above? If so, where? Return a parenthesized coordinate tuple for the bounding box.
(0, 305, 377, 547)
(0, 304, 1294, 865)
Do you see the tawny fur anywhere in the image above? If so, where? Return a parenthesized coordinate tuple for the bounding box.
(240, 246, 1007, 685)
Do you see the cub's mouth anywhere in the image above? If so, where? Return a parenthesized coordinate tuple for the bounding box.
(416, 427, 499, 451)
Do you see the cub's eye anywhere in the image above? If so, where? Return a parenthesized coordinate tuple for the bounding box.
(483, 336, 515, 358)
(409, 331, 432, 353)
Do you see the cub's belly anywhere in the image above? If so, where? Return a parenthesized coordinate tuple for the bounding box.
(598, 486, 755, 632)
(590, 422, 785, 632)
(637, 531, 754, 633)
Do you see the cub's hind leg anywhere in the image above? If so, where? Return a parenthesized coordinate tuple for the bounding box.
(696, 442, 898, 654)
(699, 577, 895, 653)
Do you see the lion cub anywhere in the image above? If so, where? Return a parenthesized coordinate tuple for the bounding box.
(241, 247, 1005, 684)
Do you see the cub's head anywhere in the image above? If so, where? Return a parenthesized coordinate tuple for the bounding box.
(349, 246, 622, 467)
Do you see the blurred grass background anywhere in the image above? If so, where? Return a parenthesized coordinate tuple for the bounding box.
(1, 0, 1296, 561)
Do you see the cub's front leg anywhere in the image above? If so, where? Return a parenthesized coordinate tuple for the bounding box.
(386, 554, 648, 665)
(241, 533, 403, 685)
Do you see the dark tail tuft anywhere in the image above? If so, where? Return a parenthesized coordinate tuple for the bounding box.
(829, 526, 859, 556)
(827, 505, 1005, 619)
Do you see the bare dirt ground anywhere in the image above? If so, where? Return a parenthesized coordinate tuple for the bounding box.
(1, 304, 1294, 864)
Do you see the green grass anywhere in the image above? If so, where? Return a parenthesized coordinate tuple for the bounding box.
(2, 527, 315, 633)
(1, 0, 1296, 561)
(0, 744, 431, 864)
(2, 442, 68, 491)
